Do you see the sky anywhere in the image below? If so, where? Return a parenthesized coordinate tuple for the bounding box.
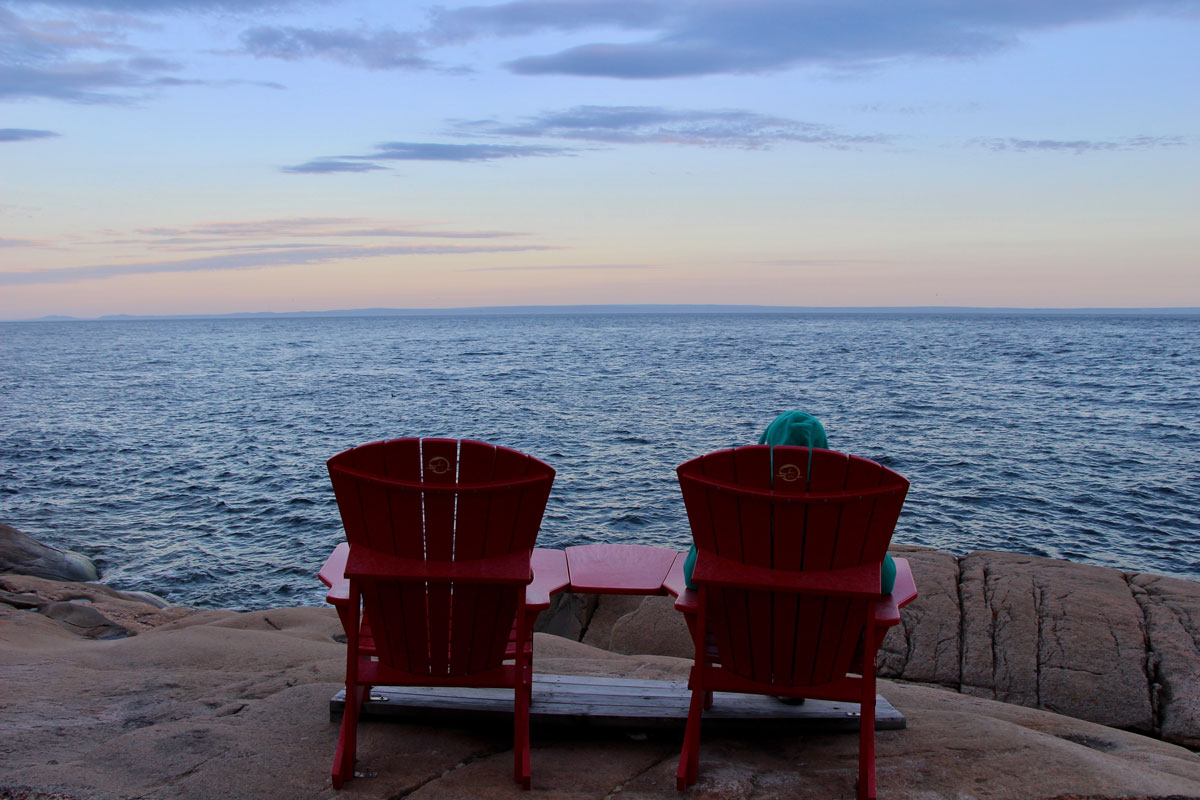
(1, 0, 1198, 319)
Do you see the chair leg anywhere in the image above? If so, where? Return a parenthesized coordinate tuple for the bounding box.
(858, 688, 876, 800)
(332, 684, 365, 789)
(676, 687, 705, 790)
(858, 624, 879, 800)
(514, 679, 531, 789)
(332, 582, 365, 789)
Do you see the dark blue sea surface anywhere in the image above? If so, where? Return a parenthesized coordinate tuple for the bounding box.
(1, 312, 1197, 609)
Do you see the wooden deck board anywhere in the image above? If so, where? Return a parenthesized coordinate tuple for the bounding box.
(329, 673, 905, 731)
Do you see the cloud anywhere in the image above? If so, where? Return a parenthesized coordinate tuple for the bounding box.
(0, 62, 146, 103)
(746, 258, 885, 266)
(1, 5, 288, 102)
(280, 141, 570, 173)
(128, 217, 525, 242)
(280, 159, 389, 174)
(973, 135, 1187, 154)
(370, 141, 567, 160)
(426, 1, 672, 44)
(220, 1, 1198, 79)
(1, 60, 283, 103)
(430, 0, 1200, 79)
(458, 263, 654, 272)
(285, 105, 882, 174)
(153, 76, 285, 89)
(0, 236, 46, 247)
(239, 25, 434, 71)
(458, 105, 886, 148)
(0, 128, 60, 141)
(7, 1, 299, 9)
(1, 6, 153, 102)
(0, 242, 555, 286)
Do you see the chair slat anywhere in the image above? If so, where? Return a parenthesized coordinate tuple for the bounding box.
(350, 442, 397, 555)
(859, 457, 908, 567)
(328, 469, 368, 554)
(708, 588, 742, 676)
(482, 446, 529, 556)
(771, 592, 800, 684)
(455, 441, 498, 559)
(699, 451, 751, 676)
(420, 439, 459, 559)
(678, 455, 717, 556)
(805, 449, 851, 571)
(420, 439, 458, 675)
(768, 447, 809, 570)
(732, 447, 773, 683)
(811, 596, 851, 683)
(500, 446, 548, 553)
(380, 439, 423, 559)
(790, 595, 825, 684)
(450, 440, 498, 676)
(732, 447, 773, 568)
(700, 450, 742, 562)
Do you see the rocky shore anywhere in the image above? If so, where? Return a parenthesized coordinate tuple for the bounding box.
(539, 544, 1200, 749)
(3, 523, 1200, 799)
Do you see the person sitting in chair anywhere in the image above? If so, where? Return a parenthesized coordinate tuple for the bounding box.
(682, 410, 896, 595)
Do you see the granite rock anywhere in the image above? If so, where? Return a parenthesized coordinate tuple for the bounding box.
(879, 545, 961, 687)
(3, 605, 1200, 800)
(580, 593, 644, 651)
(38, 601, 129, 639)
(881, 548, 1197, 743)
(608, 595, 694, 658)
(0, 573, 202, 634)
(0, 523, 98, 583)
(535, 590, 597, 640)
(1131, 572, 1200, 747)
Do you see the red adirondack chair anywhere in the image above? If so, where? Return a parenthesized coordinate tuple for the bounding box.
(672, 445, 917, 799)
(320, 438, 559, 790)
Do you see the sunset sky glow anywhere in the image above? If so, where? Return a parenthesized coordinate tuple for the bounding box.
(2, 0, 1198, 318)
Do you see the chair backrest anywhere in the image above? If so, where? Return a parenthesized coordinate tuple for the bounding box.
(328, 438, 555, 677)
(677, 445, 908, 688)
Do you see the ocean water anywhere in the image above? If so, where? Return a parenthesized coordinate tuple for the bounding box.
(1, 312, 1197, 610)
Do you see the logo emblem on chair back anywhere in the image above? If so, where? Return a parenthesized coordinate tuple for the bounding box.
(427, 456, 451, 475)
(776, 463, 802, 482)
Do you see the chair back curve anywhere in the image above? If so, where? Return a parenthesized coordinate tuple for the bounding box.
(327, 437, 555, 678)
(677, 445, 908, 687)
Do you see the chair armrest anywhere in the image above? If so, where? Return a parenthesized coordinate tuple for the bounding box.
(890, 557, 918, 608)
(872, 557, 918, 626)
(318, 542, 349, 588)
(661, 551, 688, 597)
(673, 589, 700, 615)
(318, 543, 351, 606)
(661, 551, 700, 613)
(692, 550, 883, 597)
(526, 548, 570, 610)
(346, 546, 533, 584)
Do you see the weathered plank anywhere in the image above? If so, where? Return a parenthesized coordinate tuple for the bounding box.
(329, 673, 905, 731)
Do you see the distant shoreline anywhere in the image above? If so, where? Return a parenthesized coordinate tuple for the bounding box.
(10, 303, 1200, 323)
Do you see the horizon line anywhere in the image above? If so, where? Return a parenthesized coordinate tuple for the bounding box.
(7, 303, 1200, 322)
